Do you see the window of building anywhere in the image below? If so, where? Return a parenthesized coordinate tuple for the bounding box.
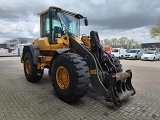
(21, 40, 27, 44)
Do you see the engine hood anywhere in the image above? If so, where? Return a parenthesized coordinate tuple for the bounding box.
(142, 54, 154, 57)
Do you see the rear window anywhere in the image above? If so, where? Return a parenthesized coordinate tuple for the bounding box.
(112, 49, 119, 52)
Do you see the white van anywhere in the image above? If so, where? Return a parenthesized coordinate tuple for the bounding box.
(111, 48, 127, 59)
(124, 49, 144, 60)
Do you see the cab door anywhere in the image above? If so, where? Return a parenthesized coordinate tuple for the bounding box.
(40, 11, 64, 51)
(41, 12, 51, 44)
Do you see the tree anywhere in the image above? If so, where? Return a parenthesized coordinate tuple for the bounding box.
(150, 18, 160, 39)
(129, 39, 137, 49)
(103, 37, 140, 49)
(104, 39, 111, 45)
(119, 37, 128, 48)
(111, 38, 118, 47)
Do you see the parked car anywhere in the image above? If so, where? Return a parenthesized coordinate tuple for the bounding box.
(141, 51, 160, 61)
(111, 48, 127, 59)
(124, 49, 144, 60)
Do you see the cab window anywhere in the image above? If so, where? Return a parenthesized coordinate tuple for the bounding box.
(41, 12, 50, 37)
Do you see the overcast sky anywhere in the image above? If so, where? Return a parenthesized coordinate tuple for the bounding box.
(0, 0, 160, 43)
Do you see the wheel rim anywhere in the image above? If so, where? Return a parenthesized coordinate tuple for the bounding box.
(56, 66, 70, 89)
(25, 60, 31, 74)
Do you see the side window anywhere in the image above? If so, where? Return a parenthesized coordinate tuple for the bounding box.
(42, 13, 50, 37)
(52, 19, 62, 39)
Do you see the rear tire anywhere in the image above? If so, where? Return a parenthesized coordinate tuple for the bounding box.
(24, 53, 43, 82)
(51, 53, 91, 103)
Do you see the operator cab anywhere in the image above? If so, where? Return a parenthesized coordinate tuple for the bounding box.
(38, 6, 88, 44)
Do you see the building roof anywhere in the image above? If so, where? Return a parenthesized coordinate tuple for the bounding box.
(141, 42, 160, 45)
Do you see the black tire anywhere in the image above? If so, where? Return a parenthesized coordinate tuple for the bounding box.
(134, 56, 137, 60)
(51, 53, 91, 103)
(111, 55, 123, 72)
(24, 52, 43, 82)
(120, 55, 124, 59)
(153, 57, 155, 61)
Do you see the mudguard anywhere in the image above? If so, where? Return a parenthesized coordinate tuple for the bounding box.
(55, 48, 70, 54)
(22, 44, 40, 65)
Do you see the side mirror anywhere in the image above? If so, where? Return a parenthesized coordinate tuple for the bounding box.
(49, 8, 57, 18)
(84, 18, 88, 26)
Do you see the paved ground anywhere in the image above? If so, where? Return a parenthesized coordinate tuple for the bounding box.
(0, 57, 160, 120)
(0, 53, 18, 57)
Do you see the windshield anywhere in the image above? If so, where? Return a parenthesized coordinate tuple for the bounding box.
(58, 12, 80, 37)
(112, 49, 119, 52)
(127, 49, 137, 53)
(144, 51, 155, 54)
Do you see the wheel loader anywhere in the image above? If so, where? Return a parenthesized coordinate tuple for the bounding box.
(20, 6, 136, 106)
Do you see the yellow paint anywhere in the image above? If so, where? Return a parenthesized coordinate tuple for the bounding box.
(81, 36, 91, 51)
(90, 70, 97, 74)
(56, 66, 70, 89)
(25, 60, 31, 74)
(39, 56, 52, 62)
(33, 37, 50, 50)
(20, 55, 24, 63)
(33, 34, 70, 51)
(71, 36, 83, 44)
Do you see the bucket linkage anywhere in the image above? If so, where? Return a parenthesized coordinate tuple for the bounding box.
(106, 70, 136, 105)
(89, 31, 136, 106)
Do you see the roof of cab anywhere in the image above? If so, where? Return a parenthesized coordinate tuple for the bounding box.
(38, 6, 83, 17)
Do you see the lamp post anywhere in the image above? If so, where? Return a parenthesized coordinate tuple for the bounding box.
(17, 38, 20, 57)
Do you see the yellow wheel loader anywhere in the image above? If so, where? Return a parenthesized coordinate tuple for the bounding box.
(21, 6, 135, 106)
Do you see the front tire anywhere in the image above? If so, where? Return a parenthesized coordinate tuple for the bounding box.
(51, 53, 90, 103)
(120, 55, 123, 59)
(111, 55, 123, 72)
(153, 57, 155, 61)
(134, 56, 137, 60)
(24, 53, 43, 82)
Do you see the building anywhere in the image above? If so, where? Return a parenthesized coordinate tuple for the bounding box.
(5, 38, 34, 50)
(141, 42, 160, 49)
(0, 44, 8, 54)
(0, 44, 7, 49)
